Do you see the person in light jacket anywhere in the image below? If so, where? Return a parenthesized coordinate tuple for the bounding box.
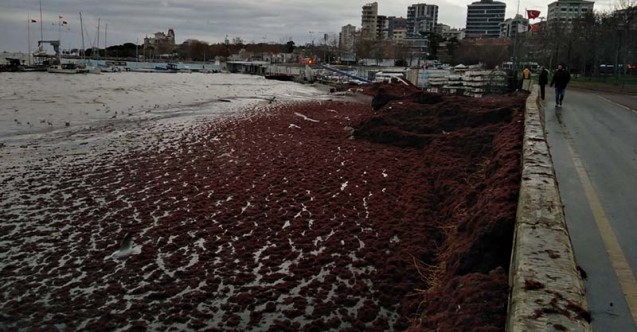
(522, 66, 532, 91)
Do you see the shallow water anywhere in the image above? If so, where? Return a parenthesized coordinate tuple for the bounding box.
(0, 72, 325, 141)
(0, 72, 332, 186)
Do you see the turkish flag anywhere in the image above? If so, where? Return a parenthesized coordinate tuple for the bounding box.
(527, 10, 541, 19)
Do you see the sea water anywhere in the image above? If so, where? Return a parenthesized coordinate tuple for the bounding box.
(0, 71, 327, 140)
(0, 71, 332, 170)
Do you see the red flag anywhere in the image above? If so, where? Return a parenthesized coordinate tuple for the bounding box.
(31, 19, 37, 23)
(527, 10, 540, 19)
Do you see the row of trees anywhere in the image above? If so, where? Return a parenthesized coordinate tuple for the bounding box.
(76, 38, 298, 61)
(527, 3, 637, 77)
(495, 0, 637, 79)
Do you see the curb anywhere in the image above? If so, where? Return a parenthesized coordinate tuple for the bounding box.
(506, 86, 592, 331)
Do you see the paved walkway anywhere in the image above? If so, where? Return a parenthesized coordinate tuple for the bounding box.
(543, 88, 637, 331)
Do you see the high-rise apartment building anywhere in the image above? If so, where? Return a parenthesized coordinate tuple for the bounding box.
(377, 15, 389, 39)
(547, 0, 594, 25)
(339, 24, 357, 51)
(361, 2, 379, 39)
(407, 3, 439, 38)
(465, 0, 506, 38)
(385, 17, 408, 40)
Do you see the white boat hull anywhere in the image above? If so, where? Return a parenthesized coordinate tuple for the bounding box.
(47, 64, 88, 74)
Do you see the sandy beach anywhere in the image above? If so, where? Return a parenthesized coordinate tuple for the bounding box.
(1, 74, 525, 331)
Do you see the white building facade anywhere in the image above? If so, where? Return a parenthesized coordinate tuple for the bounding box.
(547, 0, 594, 25)
(339, 24, 357, 52)
(499, 14, 530, 38)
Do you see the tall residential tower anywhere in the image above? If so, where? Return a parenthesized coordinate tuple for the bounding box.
(361, 2, 379, 39)
(465, 0, 506, 38)
(407, 3, 439, 38)
(547, 0, 594, 25)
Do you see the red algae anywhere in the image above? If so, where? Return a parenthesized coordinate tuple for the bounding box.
(0, 83, 524, 331)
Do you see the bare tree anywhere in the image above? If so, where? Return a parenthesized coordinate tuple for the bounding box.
(232, 37, 244, 46)
(613, 0, 637, 76)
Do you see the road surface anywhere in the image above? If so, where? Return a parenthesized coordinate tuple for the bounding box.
(543, 87, 637, 331)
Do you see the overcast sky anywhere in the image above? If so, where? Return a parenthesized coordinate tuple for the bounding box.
(0, 0, 615, 53)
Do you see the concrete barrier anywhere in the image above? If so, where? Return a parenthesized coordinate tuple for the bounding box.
(506, 86, 592, 331)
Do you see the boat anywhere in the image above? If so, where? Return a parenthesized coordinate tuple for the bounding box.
(78, 12, 101, 74)
(47, 63, 88, 74)
(155, 63, 191, 73)
(129, 67, 155, 73)
(24, 1, 60, 71)
(100, 60, 127, 72)
(78, 61, 101, 74)
(0, 58, 24, 72)
(200, 68, 219, 74)
(264, 73, 295, 81)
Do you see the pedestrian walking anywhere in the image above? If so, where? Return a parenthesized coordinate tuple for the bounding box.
(522, 66, 532, 91)
(538, 66, 549, 100)
(550, 64, 571, 107)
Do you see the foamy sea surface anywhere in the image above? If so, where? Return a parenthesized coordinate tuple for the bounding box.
(0, 72, 330, 174)
(0, 72, 362, 330)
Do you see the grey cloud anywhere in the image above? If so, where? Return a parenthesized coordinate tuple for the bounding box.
(1, 0, 614, 53)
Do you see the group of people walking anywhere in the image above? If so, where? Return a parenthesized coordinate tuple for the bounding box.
(521, 65, 571, 107)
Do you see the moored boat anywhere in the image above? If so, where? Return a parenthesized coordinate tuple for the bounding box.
(47, 63, 88, 74)
(264, 73, 295, 81)
(0, 58, 24, 72)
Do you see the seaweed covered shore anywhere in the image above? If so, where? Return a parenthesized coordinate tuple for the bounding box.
(0, 83, 525, 331)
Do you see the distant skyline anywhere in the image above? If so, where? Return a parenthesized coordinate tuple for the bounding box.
(0, 0, 615, 53)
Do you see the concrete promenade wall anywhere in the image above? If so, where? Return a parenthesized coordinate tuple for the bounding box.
(506, 86, 592, 331)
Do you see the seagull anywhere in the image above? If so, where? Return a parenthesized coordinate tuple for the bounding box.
(111, 233, 134, 260)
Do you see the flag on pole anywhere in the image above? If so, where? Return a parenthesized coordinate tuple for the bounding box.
(527, 10, 541, 19)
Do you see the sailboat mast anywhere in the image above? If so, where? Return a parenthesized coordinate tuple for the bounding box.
(39, 0, 43, 42)
(96, 18, 100, 58)
(80, 12, 85, 59)
(27, 14, 31, 65)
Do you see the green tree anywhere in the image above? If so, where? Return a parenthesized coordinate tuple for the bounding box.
(285, 40, 295, 53)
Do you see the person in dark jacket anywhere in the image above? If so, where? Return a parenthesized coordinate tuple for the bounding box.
(538, 66, 549, 100)
(550, 64, 571, 107)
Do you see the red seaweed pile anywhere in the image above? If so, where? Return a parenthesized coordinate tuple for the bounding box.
(0, 84, 525, 331)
